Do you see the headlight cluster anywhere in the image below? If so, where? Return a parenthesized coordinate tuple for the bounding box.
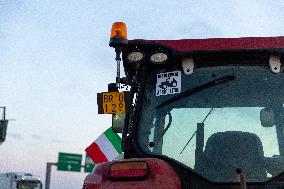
(127, 51, 168, 64)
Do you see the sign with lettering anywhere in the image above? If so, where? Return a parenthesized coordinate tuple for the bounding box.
(97, 92, 131, 114)
(57, 152, 82, 172)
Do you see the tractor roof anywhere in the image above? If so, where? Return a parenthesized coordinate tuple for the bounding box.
(129, 36, 284, 54)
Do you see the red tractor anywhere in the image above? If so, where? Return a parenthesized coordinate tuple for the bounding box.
(83, 22, 284, 189)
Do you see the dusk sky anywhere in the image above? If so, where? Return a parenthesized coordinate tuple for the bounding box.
(0, 1, 284, 189)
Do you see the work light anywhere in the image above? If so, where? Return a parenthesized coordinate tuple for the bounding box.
(127, 51, 144, 62)
(150, 52, 168, 64)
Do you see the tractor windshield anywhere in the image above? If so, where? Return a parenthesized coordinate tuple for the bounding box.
(138, 65, 284, 183)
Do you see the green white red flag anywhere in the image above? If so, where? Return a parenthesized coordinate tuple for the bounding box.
(85, 127, 122, 164)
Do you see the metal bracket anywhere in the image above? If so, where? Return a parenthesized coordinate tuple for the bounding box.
(269, 56, 281, 74)
(182, 58, 194, 75)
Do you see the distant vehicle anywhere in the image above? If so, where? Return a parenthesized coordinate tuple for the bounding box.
(0, 172, 42, 189)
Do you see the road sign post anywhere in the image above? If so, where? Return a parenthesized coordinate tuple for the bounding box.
(57, 152, 82, 172)
(45, 153, 86, 189)
(45, 162, 57, 189)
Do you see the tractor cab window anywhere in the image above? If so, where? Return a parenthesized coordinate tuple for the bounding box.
(138, 65, 284, 183)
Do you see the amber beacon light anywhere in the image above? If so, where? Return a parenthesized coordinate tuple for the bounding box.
(109, 22, 128, 48)
(109, 22, 128, 87)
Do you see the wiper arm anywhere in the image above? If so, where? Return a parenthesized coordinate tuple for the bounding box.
(156, 74, 236, 109)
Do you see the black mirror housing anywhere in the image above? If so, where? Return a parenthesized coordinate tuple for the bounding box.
(112, 113, 126, 133)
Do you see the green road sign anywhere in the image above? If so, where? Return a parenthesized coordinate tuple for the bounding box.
(84, 154, 95, 173)
(57, 152, 82, 172)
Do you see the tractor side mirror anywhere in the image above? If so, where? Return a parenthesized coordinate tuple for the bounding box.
(0, 120, 8, 143)
(112, 113, 126, 133)
(260, 108, 275, 127)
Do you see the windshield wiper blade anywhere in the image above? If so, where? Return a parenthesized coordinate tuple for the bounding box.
(156, 74, 236, 109)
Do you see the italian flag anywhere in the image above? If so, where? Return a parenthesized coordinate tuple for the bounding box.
(85, 127, 122, 164)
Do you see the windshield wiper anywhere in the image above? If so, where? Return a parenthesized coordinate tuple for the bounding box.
(156, 74, 236, 109)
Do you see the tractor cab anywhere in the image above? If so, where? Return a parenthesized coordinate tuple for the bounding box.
(83, 23, 284, 189)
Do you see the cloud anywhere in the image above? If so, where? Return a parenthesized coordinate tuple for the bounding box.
(51, 138, 65, 144)
(7, 133, 24, 140)
(31, 134, 42, 140)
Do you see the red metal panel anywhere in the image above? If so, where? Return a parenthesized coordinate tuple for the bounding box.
(83, 158, 181, 189)
(130, 37, 284, 52)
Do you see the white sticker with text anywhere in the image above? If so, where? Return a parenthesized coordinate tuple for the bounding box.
(156, 71, 181, 96)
